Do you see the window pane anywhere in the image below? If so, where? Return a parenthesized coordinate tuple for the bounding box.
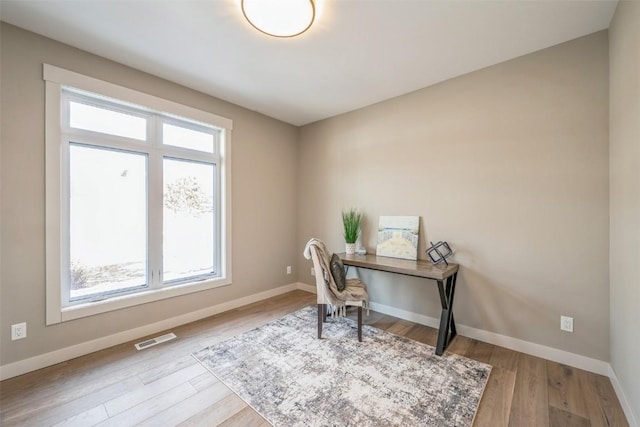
(163, 123, 214, 153)
(163, 158, 215, 282)
(70, 101, 147, 140)
(69, 144, 147, 300)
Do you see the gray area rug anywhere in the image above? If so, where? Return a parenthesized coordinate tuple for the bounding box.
(192, 306, 491, 426)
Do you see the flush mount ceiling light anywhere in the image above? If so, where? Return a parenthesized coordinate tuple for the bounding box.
(241, 0, 315, 38)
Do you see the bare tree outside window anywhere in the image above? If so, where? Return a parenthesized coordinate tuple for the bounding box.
(164, 176, 213, 215)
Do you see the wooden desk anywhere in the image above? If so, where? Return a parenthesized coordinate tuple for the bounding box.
(339, 253, 459, 356)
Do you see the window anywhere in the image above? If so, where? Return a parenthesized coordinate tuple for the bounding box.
(69, 143, 148, 301)
(162, 157, 216, 283)
(45, 65, 232, 324)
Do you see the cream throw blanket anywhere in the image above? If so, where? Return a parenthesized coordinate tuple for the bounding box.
(303, 238, 369, 316)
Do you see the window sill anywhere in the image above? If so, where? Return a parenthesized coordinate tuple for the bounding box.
(59, 277, 231, 322)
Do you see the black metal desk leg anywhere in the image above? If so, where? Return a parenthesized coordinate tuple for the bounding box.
(436, 281, 449, 355)
(435, 272, 458, 356)
(446, 273, 458, 339)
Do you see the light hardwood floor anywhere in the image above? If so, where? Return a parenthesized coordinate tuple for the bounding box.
(0, 290, 628, 426)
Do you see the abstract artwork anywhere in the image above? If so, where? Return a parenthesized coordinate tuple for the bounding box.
(376, 216, 419, 260)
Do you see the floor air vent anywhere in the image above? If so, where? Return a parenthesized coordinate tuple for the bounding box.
(135, 333, 177, 350)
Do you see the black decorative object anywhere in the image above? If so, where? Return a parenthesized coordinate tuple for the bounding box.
(426, 241, 453, 265)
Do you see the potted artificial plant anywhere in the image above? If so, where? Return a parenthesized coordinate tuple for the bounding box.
(342, 208, 363, 255)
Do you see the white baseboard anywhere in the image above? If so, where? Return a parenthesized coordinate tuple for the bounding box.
(0, 282, 301, 381)
(608, 365, 639, 427)
(296, 282, 316, 294)
(297, 284, 610, 375)
(367, 300, 610, 375)
(368, 301, 439, 327)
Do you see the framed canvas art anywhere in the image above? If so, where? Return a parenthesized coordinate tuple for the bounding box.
(376, 216, 419, 260)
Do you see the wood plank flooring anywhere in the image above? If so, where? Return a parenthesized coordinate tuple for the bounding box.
(0, 290, 628, 426)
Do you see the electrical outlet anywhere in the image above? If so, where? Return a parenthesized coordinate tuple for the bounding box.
(311, 267, 315, 276)
(560, 316, 573, 332)
(286, 265, 292, 275)
(11, 322, 27, 340)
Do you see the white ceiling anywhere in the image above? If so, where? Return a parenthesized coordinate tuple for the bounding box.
(1, 0, 618, 126)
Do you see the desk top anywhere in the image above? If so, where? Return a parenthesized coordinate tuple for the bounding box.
(339, 253, 458, 281)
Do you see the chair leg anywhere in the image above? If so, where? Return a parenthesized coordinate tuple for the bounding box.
(357, 306, 363, 342)
(317, 304, 325, 339)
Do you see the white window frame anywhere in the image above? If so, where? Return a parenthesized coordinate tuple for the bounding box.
(44, 64, 233, 324)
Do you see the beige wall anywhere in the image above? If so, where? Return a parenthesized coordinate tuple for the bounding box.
(609, 0, 640, 421)
(0, 23, 299, 365)
(298, 32, 610, 361)
(0, 19, 619, 374)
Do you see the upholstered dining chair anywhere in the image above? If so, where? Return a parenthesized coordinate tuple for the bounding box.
(303, 238, 369, 342)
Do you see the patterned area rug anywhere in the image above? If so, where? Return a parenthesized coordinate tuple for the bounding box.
(192, 306, 491, 426)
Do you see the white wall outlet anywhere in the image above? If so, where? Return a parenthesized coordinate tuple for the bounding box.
(286, 265, 292, 275)
(311, 267, 315, 276)
(11, 322, 27, 340)
(561, 316, 573, 332)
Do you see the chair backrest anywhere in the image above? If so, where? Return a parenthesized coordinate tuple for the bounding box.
(308, 245, 329, 304)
